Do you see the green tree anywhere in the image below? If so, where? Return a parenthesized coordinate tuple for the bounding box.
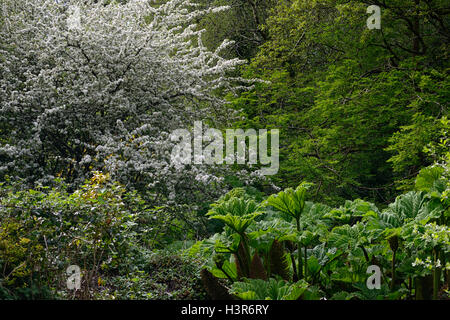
(232, 0, 449, 205)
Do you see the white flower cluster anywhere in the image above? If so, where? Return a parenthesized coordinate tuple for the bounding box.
(410, 223, 449, 271)
(0, 0, 256, 209)
(412, 257, 449, 270)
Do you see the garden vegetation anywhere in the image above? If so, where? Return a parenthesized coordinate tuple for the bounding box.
(0, 0, 448, 300)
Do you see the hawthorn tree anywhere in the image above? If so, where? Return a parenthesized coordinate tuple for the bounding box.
(0, 0, 255, 217)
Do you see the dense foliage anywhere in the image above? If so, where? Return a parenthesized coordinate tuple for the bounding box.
(0, 0, 448, 300)
(232, 0, 449, 204)
(190, 163, 449, 300)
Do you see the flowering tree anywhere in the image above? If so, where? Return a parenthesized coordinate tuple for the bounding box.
(0, 0, 254, 218)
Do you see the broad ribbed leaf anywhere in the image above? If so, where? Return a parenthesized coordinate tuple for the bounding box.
(230, 278, 308, 300)
(207, 197, 263, 234)
(265, 183, 311, 221)
(378, 191, 443, 229)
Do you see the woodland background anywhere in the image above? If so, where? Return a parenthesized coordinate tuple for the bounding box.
(0, 0, 448, 300)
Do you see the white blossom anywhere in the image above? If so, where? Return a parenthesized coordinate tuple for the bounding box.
(0, 0, 256, 211)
